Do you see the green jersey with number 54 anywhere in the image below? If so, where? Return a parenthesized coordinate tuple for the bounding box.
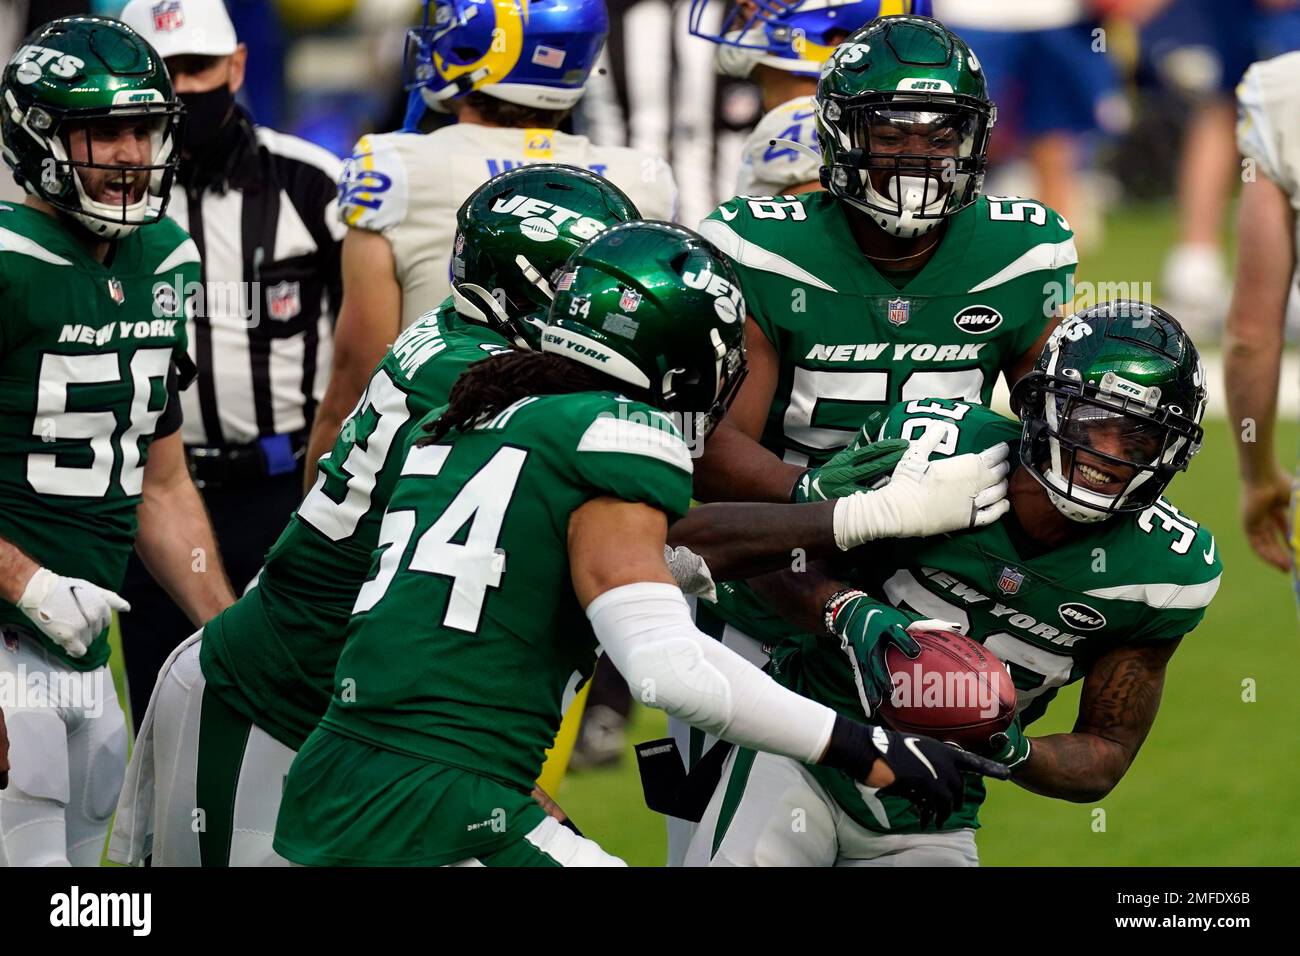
(0, 203, 195, 670)
(766, 398, 1222, 833)
(200, 301, 509, 749)
(698, 191, 1077, 467)
(318, 391, 693, 791)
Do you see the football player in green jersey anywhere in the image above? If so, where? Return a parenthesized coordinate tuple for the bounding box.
(667, 12, 1079, 864)
(694, 14, 1077, 503)
(677, 301, 1222, 866)
(0, 17, 236, 866)
(272, 221, 1010, 867)
(109, 164, 644, 867)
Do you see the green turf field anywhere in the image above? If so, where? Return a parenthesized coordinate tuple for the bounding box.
(105, 202, 1300, 866)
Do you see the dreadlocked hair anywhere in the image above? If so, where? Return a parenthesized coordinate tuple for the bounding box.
(420, 349, 634, 445)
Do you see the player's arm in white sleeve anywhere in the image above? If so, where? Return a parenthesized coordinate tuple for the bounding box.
(568, 495, 1010, 799)
(1226, 61, 1297, 572)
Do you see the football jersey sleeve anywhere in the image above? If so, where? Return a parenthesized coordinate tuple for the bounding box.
(1236, 55, 1300, 195)
(568, 397, 695, 521)
(338, 133, 411, 234)
(999, 204, 1077, 362)
(1091, 517, 1223, 643)
(736, 98, 821, 197)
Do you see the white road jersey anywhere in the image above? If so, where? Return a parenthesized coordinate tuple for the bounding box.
(1237, 52, 1300, 262)
(735, 97, 822, 199)
(339, 123, 678, 330)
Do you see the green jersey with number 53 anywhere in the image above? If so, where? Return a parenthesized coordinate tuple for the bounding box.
(766, 398, 1222, 833)
(199, 301, 509, 749)
(698, 191, 1077, 467)
(0, 203, 195, 670)
(317, 391, 693, 791)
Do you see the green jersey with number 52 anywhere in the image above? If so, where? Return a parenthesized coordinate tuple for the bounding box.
(766, 398, 1223, 833)
(200, 301, 509, 749)
(0, 203, 195, 670)
(698, 191, 1077, 468)
(318, 391, 693, 791)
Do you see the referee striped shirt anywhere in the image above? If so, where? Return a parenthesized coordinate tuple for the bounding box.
(165, 109, 344, 448)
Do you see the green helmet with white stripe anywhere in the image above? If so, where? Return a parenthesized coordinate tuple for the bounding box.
(815, 14, 994, 237)
(542, 220, 748, 440)
(1, 16, 182, 239)
(1010, 301, 1208, 524)
(451, 164, 641, 349)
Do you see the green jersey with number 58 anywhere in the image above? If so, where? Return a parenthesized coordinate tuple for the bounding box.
(200, 301, 509, 749)
(698, 191, 1077, 468)
(765, 398, 1222, 833)
(0, 203, 195, 670)
(317, 391, 693, 790)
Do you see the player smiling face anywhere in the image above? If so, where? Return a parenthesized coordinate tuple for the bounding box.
(1055, 403, 1166, 497)
(62, 116, 158, 210)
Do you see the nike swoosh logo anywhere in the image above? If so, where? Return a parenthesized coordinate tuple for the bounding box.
(1203, 537, 1216, 565)
(719, 207, 738, 221)
(904, 737, 938, 779)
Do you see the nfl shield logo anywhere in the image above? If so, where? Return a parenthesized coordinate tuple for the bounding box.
(107, 277, 125, 305)
(267, 280, 302, 321)
(620, 288, 642, 312)
(997, 566, 1025, 595)
(454, 233, 465, 255)
(152, 0, 184, 32)
(887, 297, 910, 327)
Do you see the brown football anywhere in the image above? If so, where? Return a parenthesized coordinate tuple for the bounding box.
(878, 628, 1017, 751)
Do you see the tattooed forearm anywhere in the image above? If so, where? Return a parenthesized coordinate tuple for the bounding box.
(1015, 733, 1129, 802)
(1013, 638, 1182, 803)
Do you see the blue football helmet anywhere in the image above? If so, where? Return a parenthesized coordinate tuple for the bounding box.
(689, 0, 932, 78)
(402, 0, 609, 112)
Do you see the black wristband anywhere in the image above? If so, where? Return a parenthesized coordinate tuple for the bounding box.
(790, 469, 811, 503)
(821, 714, 884, 781)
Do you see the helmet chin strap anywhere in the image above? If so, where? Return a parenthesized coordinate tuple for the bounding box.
(452, 282, 532, 349)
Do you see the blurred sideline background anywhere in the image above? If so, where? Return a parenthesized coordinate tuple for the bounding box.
(4, 0, 1295, 864)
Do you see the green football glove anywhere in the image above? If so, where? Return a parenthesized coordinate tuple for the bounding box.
(824, 590, 920, 717)
(792, 435, 910, 503)
(985, 717, 1031, 771)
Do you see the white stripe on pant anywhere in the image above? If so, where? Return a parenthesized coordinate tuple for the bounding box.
(109, 630, 295, 866)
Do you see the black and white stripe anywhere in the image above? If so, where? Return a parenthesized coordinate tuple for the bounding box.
(168, 114, 344, 448)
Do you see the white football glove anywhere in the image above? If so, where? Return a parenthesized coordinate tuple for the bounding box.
(832, 424, 1011, 550)
(663, 545, 718, 603)
(17, 567, 130, 659)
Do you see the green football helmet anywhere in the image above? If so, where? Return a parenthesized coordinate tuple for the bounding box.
(815, 14, 994, 238)
(1010, 301, 1208, 524)
(1, 16, 182, 239)
(543, 220, 748, 439)
(451, 163, 641, 349)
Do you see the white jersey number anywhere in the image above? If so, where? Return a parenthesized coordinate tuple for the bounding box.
(27, 349, 172, 498)
(353, 443, 529, 634)
(299, 368, 413, 541)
